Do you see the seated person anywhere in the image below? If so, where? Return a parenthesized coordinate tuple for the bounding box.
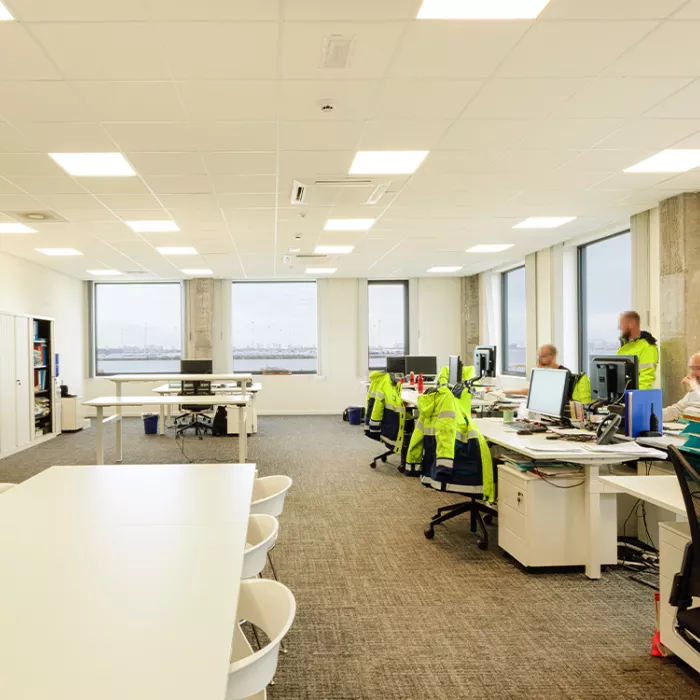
(663, 353, 700, 422)
(509, 345, 569, 395)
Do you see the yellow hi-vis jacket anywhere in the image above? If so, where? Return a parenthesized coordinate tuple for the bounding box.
(618, 332, 659, 390)
(571, 373, 592, 404)
(365, 371, 412, 453)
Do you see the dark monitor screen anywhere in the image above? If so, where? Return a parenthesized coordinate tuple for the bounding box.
(386, 356, 406, 375)
(181, 359, 213, 375)
(590, 355, 639, 403)
(405, 355, 437, 376)
(474, 346, 497, 378)
(448, 355, 462, 385)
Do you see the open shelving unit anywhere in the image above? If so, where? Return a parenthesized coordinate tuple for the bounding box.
(33, 319, 54, 438)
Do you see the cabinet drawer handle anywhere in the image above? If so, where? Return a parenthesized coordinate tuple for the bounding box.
(517, 491, 524, 504)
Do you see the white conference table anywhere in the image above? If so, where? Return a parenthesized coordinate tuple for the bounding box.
(599, 475, 685, 516)
(475, 417, 667, 580)
(84, 394, 251, 465)
(0, 463, 255, 700)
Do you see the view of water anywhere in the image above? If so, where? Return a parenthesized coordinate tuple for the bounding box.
(233, 358, 317, 373)
(96, 359, 181, 375)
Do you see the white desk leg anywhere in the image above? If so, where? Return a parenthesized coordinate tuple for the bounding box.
(159, 404, 165, 436)
(585, 464, 602, 580)
(238, 405, 248, 463)
(96, 406, 104, 465)
(115, 382, 122, 463)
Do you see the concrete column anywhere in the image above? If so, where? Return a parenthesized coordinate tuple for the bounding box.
(461, 275, 479, 361)
(659, 192, 700, 404)
(185, 278, 214, 360)
(525, 253, 538, 374)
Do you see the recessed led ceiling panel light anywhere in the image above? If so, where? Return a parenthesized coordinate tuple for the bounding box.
(314, 245, 354, 254)
(87, 269, 122, 275)
(324, 219, 375, 231)
(427, 266, 463, 273)
(349, 151, 429, 175)
(49, 153, 136, 177)
(417, 0, 551, 19)
(126, 220, 179, 233)
(156, 246, 198, 255)
(306, 267, 337, 274)
(36, 248, 83, 256)
(0, 223, 37, 234)
(514, 217, 576, 229)
(467, 244, 514, 253)
(624, 149, 700, 173)
(0, 2, 15, 20)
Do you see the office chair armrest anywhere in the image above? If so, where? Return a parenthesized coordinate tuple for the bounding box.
(669, 542, 694, 608)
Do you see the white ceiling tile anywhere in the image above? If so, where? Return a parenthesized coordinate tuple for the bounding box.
(57, 208, 121, 223)
(358, 120, 452, 150)
(281, 22, 404, 80)
(13, 0, 150, 21)
(280, 80, 378, 121)
(437, 119, 534, 152)
(567, 149, 657, 172)
(462, 79, 583, 119)
(282, 0, 417, 20)
(169, 208, 225, 224)
(675, 1, 700, 17)
(279, 121, 362, 151)
(158, 194, 219, 209)
(0, 82, 93, 122)
(490, 150, 579, 174)
(156, 22, 278, 79)
(192, 122, 278, 152)
(217, 194, 276, 209)
(647, 80, 700, 118)
(202, 152, 277, 176)
(96, 194, 167, 210)
(126, 153, 207, 176)
(373, 79, 483, 120)
(145, 0, 279, 20)
(587, 172, 674, 190)
(31, 23, 170, 80)
(517, 119, 624, 149)
(534, 167, 622, 191)
(554, 77, 692, 118)
(108, 209, 169, 222)
(390, 22, 530, 79)
(176, 81, 278, 121)
(650, 170, 700, 189)
(540, 0, 686, 19)
(498, 21, 657, 78)
(0, 124, 37, 153)
(605, 22, 700, 76)
(595, 119, 700, 149)
(36, 193, 103, 211)
(0, 24, 61, 80)
(77, 177, 152, 195)
(0, 179, 24, 195)
(0, 194, 46, 210)
(279, 150, 354, 181)
(13, 122, 115, 152)
(143, 176, 213, 195)
(72, 82, 188, 122)
(212, 175, 277, 194)
(103, 123, 199, 152)
(223, 208, 276, 230)
(0, 153, 65, 177)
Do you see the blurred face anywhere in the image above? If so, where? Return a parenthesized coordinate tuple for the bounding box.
(538, 348, 556, 368)
(689, 355, 700, 379)
(618, 314, 635, 342)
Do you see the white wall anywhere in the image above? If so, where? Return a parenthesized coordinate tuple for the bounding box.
(0, 251, 84, 396)
(414, 277, 462, 368)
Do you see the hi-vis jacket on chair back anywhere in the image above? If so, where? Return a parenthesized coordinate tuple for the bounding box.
(365, 371, 412, 454)
(406, 367, 495, 502)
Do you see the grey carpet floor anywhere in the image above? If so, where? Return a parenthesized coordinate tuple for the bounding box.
(1, 416, 698, 699)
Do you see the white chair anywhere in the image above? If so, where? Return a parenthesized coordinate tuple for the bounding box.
(250, 475, 292, 517)
(242, 514, 279, 580)
(0, 483, 16, 494)
(227, 579, 296, 700)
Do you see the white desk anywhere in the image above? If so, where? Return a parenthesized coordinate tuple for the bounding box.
(401, 388, 495, 410)
(0, 463, 255, 700)
(599, 475, 685, 515)
(475, 418, 665, 580)
(83, 395, 251, 465)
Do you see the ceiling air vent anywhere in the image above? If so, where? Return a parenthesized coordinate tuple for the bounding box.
(290, 178, 391, 206)
(8, 210, 67, 223)
(323, 35, 353, 69)
(295, 254, 328, 260)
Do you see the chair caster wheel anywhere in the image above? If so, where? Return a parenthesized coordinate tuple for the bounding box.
(477, 540, 488, 551)
(424, 527, 435, 539)
(484, 514, 493, 525)
(398, 465, 405, 473)
(381, 455, 387, 463)
(370, 462, 377, 468)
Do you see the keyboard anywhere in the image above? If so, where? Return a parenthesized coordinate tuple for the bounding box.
(509, 420, 548, 433)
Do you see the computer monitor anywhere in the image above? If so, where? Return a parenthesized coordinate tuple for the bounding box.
(386, 356, 406, 375)
(405, 355, 437, 376)
(448, 355, 463, 385)
(474, 346, 497, 378)
(526, 368, 570, 420)
(590, 355, 639, 404)
(180, 359, 213, 375)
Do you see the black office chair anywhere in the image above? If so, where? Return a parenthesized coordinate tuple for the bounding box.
(668, 445, 700, 653)
(176, 380, 214, 438)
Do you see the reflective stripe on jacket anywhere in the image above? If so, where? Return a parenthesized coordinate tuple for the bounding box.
(618, 336, 659, 390)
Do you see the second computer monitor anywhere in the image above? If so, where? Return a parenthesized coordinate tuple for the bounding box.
(590, 355, 639, 403)
(448, 355, 463, 385)
(526, 368, 570, 419)
(386, 356, 406, 375)
(405, 355, 437, 377)
(474, 346, 497, 378)
(180, 359, 213, 375)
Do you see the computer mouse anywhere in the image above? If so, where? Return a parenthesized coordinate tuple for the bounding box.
(517, 429, 533, 436)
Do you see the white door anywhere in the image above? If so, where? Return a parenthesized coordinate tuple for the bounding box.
(15, 316, 31, 447)
(0, 314, 17, 454)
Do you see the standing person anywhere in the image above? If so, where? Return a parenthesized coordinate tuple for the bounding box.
(663, 352, 700, 422)
(617, 311, 659, 389)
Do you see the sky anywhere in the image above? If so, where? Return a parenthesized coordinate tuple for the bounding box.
(368, 283, 406, 350)
(504, 266, 526, 346)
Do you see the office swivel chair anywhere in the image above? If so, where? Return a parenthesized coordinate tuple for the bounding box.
(176, 380, 214, 438)
(668, 445, 700, 653)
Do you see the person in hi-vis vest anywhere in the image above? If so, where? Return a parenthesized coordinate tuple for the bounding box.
(617, 310, 658, 390)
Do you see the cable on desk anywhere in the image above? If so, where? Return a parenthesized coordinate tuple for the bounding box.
(530, 468, 585, 488)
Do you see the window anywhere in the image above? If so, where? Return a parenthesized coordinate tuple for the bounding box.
(578, 231, 631, 372)
(94, 283, 183, 375)
(501, 266, 526, 376)
(232, 282, 317, 374)
(368, 281, 409, 370)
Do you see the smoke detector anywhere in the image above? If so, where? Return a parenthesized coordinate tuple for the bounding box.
(317, 99, 337, 114)
(9, 210, 67, 223)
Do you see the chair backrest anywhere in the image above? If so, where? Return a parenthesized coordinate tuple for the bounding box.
(227, 579, 296, 700)
(182, 380, 212, 396)
(669, 445, 700, 597)
(250, 475, 292, 517)
(241, 514, 279, 579)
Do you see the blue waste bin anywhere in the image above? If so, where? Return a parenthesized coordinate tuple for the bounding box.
(347, 406, 362, 425)
(142, 413, 159, 435)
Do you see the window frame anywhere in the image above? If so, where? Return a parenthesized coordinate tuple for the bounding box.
(92, 281, 185, 377)
(500, 265, 526, 377)
(577, 230, 630, 373)
(367, 279, 410, 371)
(231, 280, 319, 376)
